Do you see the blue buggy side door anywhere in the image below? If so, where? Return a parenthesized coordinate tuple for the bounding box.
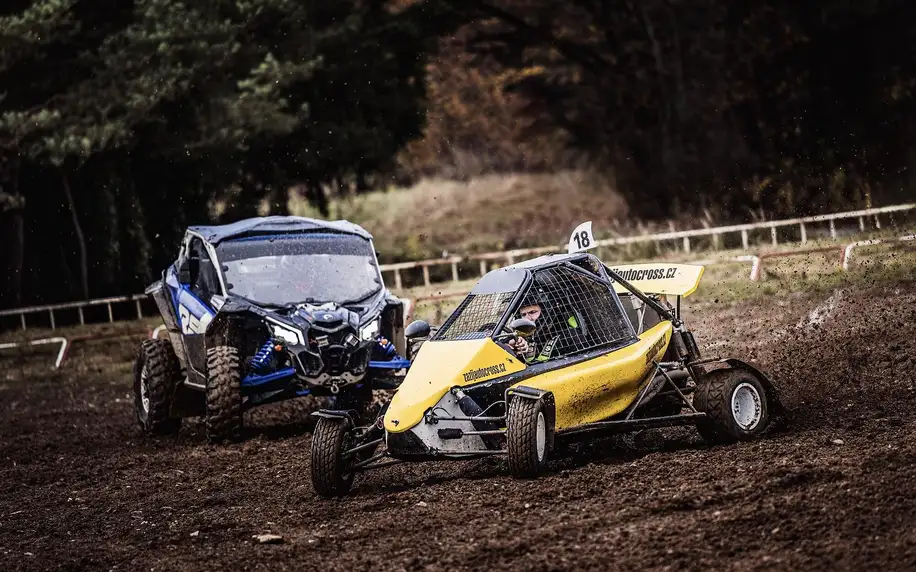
(169, 236, 221, 381)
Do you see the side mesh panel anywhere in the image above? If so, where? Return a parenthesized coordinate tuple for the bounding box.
(516, 266, 634, 358)
(433, 292, 516, 341)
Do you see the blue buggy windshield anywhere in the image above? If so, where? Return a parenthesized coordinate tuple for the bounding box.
(216, 233, 381, 307)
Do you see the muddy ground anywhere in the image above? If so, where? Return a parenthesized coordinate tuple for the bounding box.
(2, 278, 916, 571)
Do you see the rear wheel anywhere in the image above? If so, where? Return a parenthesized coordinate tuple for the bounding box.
(693, 369, 769, 444)
(507, 398, 551, 478)
(311, 417, 356, 497)
(134, 340, 182, 436)
(205, 346, 243, 444)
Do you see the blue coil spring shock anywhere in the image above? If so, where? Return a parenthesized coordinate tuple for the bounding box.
(249, 339, 276, 372)
(376, 337, 399, 359)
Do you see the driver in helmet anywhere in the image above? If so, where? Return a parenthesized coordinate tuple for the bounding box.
(506, 293, 580, 363)
(506, 301, 542, 362)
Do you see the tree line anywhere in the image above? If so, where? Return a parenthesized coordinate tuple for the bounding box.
(0, 0, 460, 308)
(2, 0, 915, 309)
(407, 0, 916, 218)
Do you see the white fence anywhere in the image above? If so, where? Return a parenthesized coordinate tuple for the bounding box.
(379, 202, 916, 288)
(1, 202, 913, 331)
(0, 294, 150, 332)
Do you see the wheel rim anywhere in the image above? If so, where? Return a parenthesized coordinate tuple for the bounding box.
(139, 362, 151, 413)
(731, 382, 762, 430)
(535, 411, 546, 461)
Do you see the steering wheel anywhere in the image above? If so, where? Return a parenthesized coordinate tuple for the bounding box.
(489, 323, 519, 343)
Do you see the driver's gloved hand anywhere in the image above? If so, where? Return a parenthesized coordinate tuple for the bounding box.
(506, 336, 529, 356)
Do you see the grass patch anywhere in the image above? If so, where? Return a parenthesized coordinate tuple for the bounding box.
(289, 170, 629, 261)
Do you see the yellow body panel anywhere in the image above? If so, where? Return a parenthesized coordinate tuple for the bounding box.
(383, 338, 526, 433)
(383, 322, 673, 434)
(608, 263, 705, 297)
(510, 322, 672, 430)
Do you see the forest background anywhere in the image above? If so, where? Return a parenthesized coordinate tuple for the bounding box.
(1, 0, 914, 308)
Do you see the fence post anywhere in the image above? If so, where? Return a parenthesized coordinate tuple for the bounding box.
(479, 260, 487, 276)
(829, 219, 837, 239)
(49, 309, 56, 330)
(770, 225, 778, 247)
(107, 303, 114, 323)
(682, 236, 691, 253)
(858, 216, 865, 232)
(394, 269, 402, 290)
(20, 313, 26, 331)
(741, 229, 749, 249)
(874, 214, 881, 229)
(451, 261, 459, 283)
(135, 299, 143, 320)
(422, 265, 431, 287)
(712, 233, 721, 251)
(78, 307, 85, 326)
(799, 222, 807, 244)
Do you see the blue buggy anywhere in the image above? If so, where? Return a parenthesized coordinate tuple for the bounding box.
(133, 216, 412, 443)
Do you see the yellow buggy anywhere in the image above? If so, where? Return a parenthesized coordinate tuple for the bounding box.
(309, 250, 784, 497)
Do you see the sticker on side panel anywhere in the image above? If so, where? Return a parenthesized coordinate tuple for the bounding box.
(179, 305, 212, 334)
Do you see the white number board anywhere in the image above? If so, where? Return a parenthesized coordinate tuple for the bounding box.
(568, 221, 597, 254)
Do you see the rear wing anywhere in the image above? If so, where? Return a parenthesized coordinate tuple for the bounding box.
(606, 263, 705, 297)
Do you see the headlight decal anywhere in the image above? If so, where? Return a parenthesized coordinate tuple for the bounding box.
(266, 319, 303, 345)
(360, 319, 380, 341)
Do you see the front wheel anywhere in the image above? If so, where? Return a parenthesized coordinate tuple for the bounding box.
(311, 417, 356, 497)
(205, 346, 243, 444)
(507, 398, 552, 478)
(693, 369, 769, 444)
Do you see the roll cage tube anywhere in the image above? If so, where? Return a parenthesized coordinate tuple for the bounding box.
(601, 263, 680, 327)
(472, 256, 678, 344)
(180, 231, 229, 298)
(559, 261, 639, 338)
(492, 259, 644, 343)
(493, 271, 535, 336)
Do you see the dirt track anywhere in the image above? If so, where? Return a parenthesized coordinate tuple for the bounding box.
(2, 279, 916, 571)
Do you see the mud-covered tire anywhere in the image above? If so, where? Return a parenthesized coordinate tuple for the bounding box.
(507, 398, 551, 478)
(133, 339, 182, 436)
(205, 346, 243, 444)
(693, 368, 769, 445)
(311, 417, 355, 497)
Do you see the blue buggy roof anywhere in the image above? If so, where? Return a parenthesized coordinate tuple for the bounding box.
(188, 216, 373, 245)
